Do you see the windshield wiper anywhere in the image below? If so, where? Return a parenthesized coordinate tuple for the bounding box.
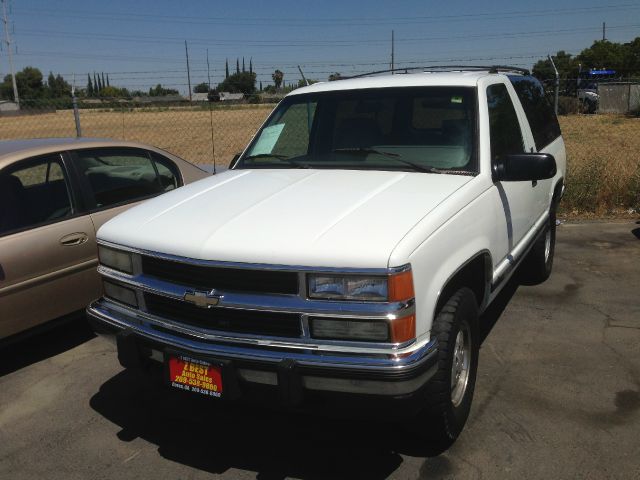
(332, 147, 444, 174)
(242, 153, 311, 168)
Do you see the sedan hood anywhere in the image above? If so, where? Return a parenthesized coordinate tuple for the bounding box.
(98, 169, 472, 268)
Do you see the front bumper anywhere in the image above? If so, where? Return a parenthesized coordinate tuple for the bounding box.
(87, 299, 438, 402)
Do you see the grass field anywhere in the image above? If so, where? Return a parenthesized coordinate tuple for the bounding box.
(1, 107, 638, 216)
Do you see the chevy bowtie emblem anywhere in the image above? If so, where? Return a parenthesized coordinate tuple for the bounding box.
(183, 290, 223, 308)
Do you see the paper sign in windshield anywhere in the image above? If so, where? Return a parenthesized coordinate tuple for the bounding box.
(250, 123, 285, 155)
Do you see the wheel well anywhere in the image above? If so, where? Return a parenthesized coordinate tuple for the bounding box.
(435, 253, 491, 314)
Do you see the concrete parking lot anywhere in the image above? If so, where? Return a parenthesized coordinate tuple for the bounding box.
(1, 221, 639, 479)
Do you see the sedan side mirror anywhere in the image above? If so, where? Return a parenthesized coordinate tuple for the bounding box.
(229, 153, 241, 169)
(493, 153, 556, 182)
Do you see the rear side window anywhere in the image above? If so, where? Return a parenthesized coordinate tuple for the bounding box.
(486, 84, 525, 161)
(73, 148, 180, 210)
(509, 76, 561, 150)
(0, 154, 74, 236)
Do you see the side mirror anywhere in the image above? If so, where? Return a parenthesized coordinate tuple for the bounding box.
(493, 153, 556, 182)
(229, 153, 241, 169)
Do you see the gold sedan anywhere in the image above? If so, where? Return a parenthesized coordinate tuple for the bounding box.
(0, 138, 209, 341)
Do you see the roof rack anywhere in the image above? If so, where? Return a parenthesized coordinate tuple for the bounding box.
(338, 65, 530, 80)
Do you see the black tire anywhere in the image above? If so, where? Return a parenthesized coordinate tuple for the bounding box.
(519, 208, 556, 285)
(416, 287, 479, 447)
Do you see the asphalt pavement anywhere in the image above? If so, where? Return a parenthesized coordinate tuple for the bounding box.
(1, 221, 639, 480)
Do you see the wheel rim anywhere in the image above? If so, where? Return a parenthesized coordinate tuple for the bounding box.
(544, 229, 552, 263)
(450, 322, 471, 407)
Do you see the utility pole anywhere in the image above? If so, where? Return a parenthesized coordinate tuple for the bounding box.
(602, 22, 606, 41)
(206, 48, 211, 90)
(391, 30, 395, 73)
(2, 0, 19, 106)
(184, 40, 192, 102)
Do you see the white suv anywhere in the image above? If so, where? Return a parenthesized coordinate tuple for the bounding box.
(88, 67, 566, 446)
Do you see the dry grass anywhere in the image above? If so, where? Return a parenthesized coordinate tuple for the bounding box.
(559, 115, 640, 216)
(1, 107, 638, 216)
(0, 105, 273, 166)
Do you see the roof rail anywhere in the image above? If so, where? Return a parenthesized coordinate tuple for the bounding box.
(338, 65, 530, 80)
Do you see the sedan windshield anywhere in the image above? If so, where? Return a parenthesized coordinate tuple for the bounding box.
(237, 86, 477, 174)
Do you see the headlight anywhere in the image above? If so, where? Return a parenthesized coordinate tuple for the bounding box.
(307, 268, 414, 302)
(98, 246, 133, 274)
(103, 281, 138, 307)
(308, 275, 387, 301)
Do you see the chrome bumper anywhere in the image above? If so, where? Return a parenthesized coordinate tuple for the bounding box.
(87, 299, 438, 397)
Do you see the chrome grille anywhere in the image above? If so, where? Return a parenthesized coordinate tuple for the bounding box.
(144, 292, 303, 338)
(141, 255, 299, 295)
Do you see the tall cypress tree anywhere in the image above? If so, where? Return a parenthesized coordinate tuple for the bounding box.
(225, 59, 229, 78)
(236, 58, 240, 74)
(106, 74, 110, 87)
(259, 80, 262, 91)
(242, 57, 245, 73)
(101, 72, 106, 90)
(87, 73, 94, 97)
(249, 58, 253, 74)
(93, 73, 98, 96)
(98, 74, 103, 93)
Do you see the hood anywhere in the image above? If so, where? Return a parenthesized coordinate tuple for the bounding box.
(98, 169, 472, 268)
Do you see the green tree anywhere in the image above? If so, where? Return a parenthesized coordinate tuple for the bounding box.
(100, 85, 128, 97)
(225, 59, 229, 78)
(217, 71, 256, 94)
(272, 69, 284, 89)
(532, 51, 579, 82)
(47, 72, 71, 98)
(0, 66, 46, 100)
(194, 82, 209, 93)
(93, 73, 98, 96)
(250, 58, 253, 74)
(148, 84, 179, 96)
(87, 73, 94, 97)
(236, 58, 240, 74)
(242, 57, 245, 73)
(577, 40, 627, 74)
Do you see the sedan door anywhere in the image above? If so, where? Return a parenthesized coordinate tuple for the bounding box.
(0, 154, 99, 339)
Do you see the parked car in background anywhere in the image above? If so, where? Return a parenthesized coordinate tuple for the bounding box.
(0, 138, 209, 341)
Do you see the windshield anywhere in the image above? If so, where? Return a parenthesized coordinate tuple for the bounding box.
(237, 87, 478, 174)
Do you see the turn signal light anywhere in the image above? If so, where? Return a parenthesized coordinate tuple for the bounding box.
(388, 269, 414, 302)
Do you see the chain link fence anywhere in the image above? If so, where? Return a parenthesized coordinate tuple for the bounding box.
(0, 98, 275, 167)
(540, 78, 640, 115)
(1, 92, 638, 215)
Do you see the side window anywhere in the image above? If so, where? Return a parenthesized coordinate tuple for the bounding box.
(74, 148, 178, 209)
(149, 152, 181, 191)
(0, 155, 74, 236)
(486, 84, 525, 161)
(509, 76, 561, 149)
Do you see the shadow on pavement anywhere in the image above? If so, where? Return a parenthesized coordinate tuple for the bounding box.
(91, 369, 416, 479)
(88, 279, 520, 478)
(0, 312, 96, 376)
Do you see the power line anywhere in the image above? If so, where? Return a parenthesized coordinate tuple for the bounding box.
(14, 23, 640, 47)
(10, 3, 640, 27)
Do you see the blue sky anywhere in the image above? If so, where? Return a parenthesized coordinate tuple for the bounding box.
(2, 0, 639, 94)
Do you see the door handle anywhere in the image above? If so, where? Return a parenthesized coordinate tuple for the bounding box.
(60, 232, 89, 246)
